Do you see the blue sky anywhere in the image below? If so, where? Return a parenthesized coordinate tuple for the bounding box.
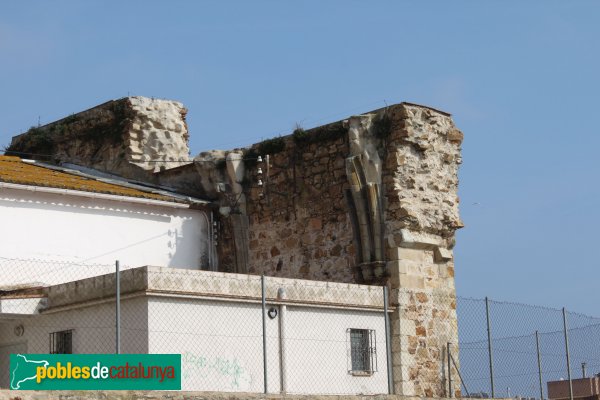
(1, 1, 599, 314)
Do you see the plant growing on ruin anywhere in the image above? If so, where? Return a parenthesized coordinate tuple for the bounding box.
(372, 113, 392, 139)
(243, 148, 260, 168)
(257, 136, 286, 155)
(292, 123, 308, 144)
(293, 121, 347, 146)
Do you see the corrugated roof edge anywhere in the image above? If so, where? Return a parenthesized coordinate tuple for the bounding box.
(19, 159, 211, 206)
(55, 162, 210, 205)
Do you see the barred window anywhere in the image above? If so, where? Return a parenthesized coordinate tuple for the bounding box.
(49, 330, 72, 354)
(347, 328, 377, 375)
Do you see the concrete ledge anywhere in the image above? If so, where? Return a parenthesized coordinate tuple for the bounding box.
(47, 267, 149, 308)
(46, 266, 385, 310)
(0, 391, 474, 400)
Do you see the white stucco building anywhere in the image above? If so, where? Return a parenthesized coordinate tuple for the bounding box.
(0, 155, 215, 288)
(0, 267, 389, 394)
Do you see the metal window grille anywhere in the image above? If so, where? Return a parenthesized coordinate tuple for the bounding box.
(49, 330, 73, 354)
(347, 328, 377, 374)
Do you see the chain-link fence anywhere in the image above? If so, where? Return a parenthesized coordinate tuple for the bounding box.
(456, 297, 600, 399)
(0, 256, 391, 394)
(1, 255, 599, 397)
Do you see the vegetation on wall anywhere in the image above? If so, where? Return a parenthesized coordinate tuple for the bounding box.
(239, 120, 348, 172)
(257, 136, 286, 155)
(372, 113, 392, 139)
(17, 126, 55, 157)
(243, 148, 260, 168)
(292, 125, 308, 142)
(6, 100, 132, 160)
(292, 121, 347, 146)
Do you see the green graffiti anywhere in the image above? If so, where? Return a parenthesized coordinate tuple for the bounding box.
(181, 352, 252, 389)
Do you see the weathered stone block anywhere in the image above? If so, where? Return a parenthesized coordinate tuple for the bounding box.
(392, 318, 416, 336)
(434, 247, 453, 262)
(395, 274, 425, 290)
(386, 247, 433, 263)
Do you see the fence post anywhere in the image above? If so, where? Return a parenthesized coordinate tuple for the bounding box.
(563, 308, 573, 400)
(449, 343, 471, 398)
(278, 288, 288, 394)
(115, 260, 120, 355)
(383, 286, 394, 394)
(485, 297, 495, 398)
(447, 342, 453, 398)
(535, 330, 544, 400)
(261, 275, 268, 394)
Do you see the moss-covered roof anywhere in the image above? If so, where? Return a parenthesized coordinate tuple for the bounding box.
(0, 156, 179, 202)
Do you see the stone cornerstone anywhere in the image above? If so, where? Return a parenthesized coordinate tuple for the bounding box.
(6, 98, 464, 397)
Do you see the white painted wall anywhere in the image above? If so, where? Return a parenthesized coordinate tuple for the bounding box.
(147, 297, 267, 392)
(283, 306, 388, 394)
(0, 187, 210, 287)
(0, 297, 149, 388)
(147, 296, 387, 394)
(0, 294, 388, 394)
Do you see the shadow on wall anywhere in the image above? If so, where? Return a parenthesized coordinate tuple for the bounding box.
(168, 212, 210, 271)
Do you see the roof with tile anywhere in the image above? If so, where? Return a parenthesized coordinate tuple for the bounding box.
(0, 156, 183, 203)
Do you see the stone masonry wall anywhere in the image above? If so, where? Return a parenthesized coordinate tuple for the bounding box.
(244, 127, 357, 282)
(382, 105, 463, 397)
(6, 96, 190, 180)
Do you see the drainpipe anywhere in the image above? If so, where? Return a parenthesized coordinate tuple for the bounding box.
(200, 211, 217, 271)
(208, 211, 214, 271)
(278, 287, 287, 394)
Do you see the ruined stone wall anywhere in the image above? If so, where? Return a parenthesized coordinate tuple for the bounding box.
(244, 128, 357, 282)
(381, 105, 462, 397)
(6, 96, 190, 180)
(5, 98, 465, 397)
(228, 104, 464, 397)
(219, 105, 463, 282)
(127, 97, 190, 171)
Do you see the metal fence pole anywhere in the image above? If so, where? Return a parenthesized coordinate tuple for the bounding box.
(485, 297, 495, 398)
(449, 347, 471, 398)
(563, 307, 573, 400)
(261, 275, 268, 394)
(535, 330, 544, 400)
(383, 286, 394, 394)
(447, 342, 453, 398)
(115, 260, 121, 355)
